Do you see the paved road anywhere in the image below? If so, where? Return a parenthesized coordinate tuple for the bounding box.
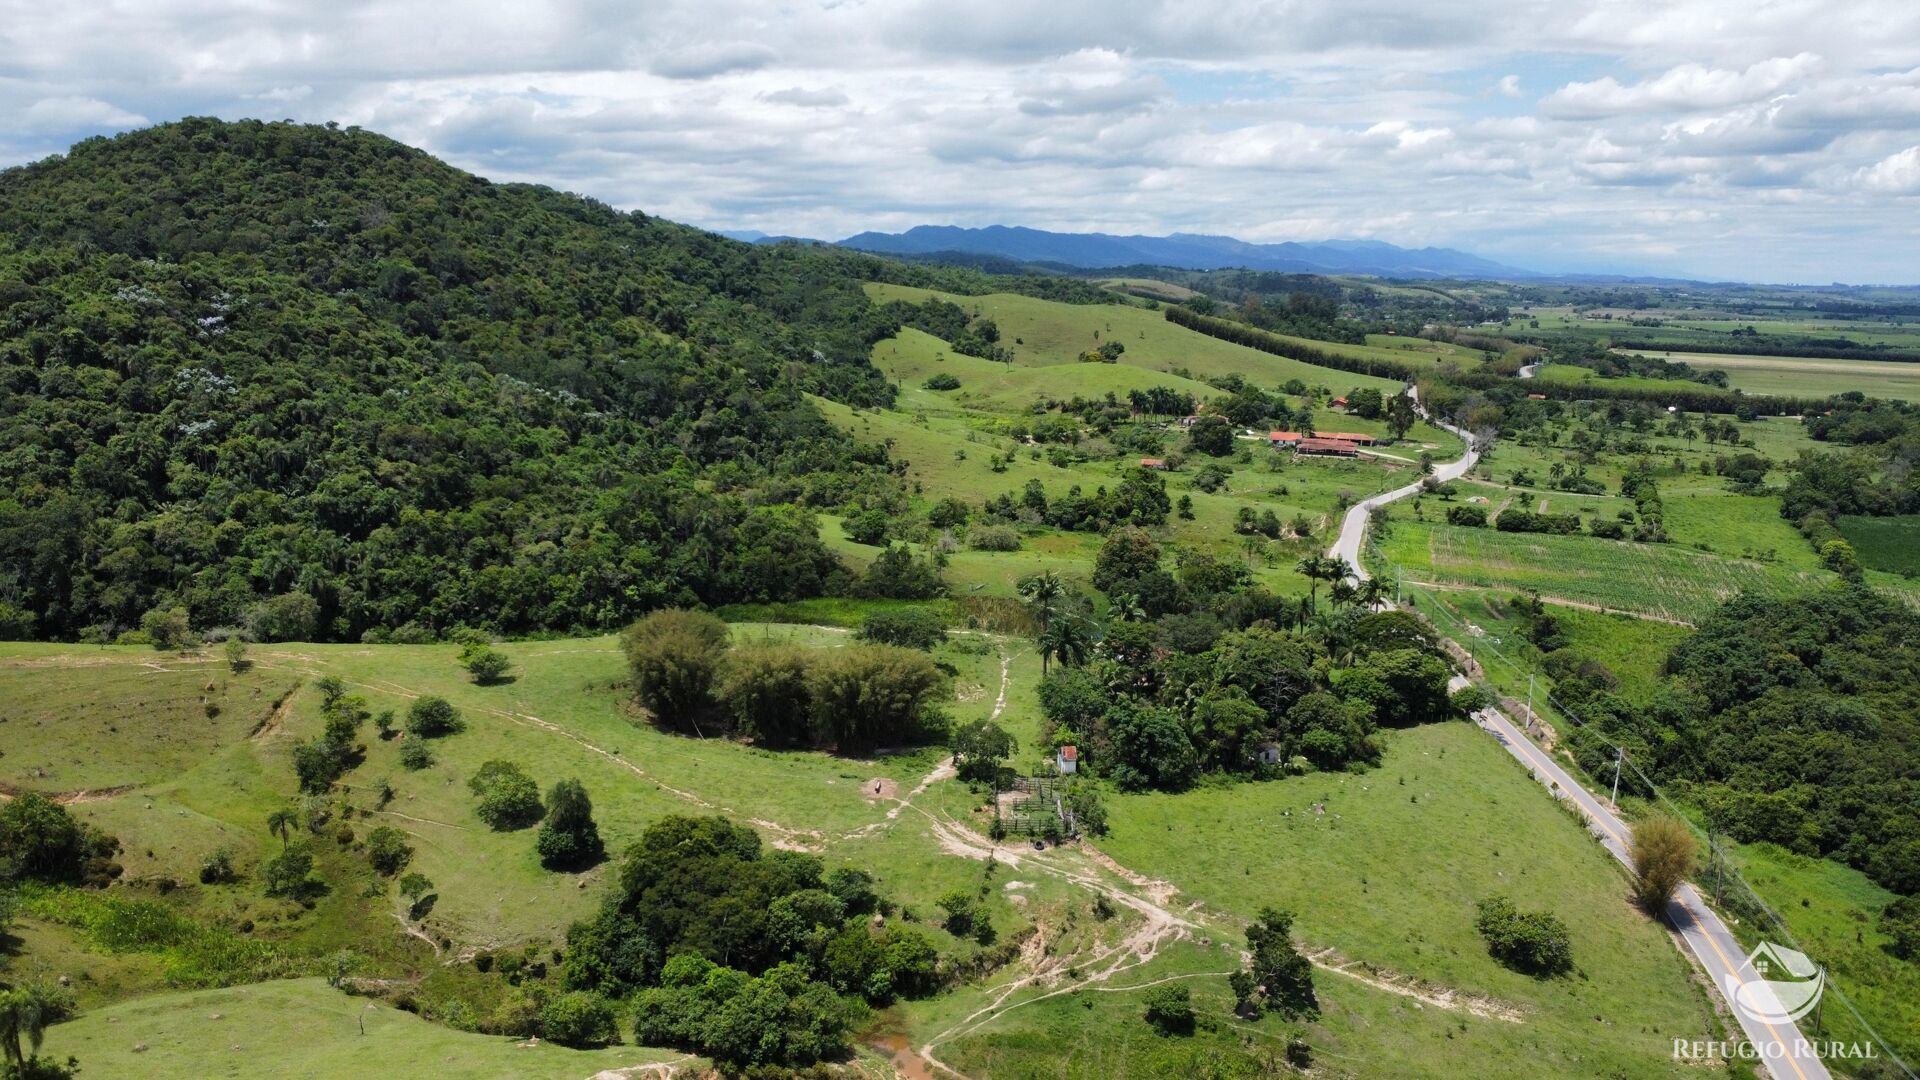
(1518, 361, 1541, 379)
(1328, 387, 1832, 1079)
(1328, 392, 1478, 582)
(1465, 693, 1831, 1080)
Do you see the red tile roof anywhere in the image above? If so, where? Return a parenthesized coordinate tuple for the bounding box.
(1139, 458, 1166, 468)
(1314, 431, 1377, 443)
(1297, 437, 1362, 453)
(1269, 431, 1302, 440)
(1059, 745, 1079, 761)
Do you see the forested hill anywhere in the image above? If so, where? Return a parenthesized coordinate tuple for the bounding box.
(0, 118, 910, 642)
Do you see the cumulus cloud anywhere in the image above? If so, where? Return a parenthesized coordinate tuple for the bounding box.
(1, 0, 1919, 280)
(1543, 53, 1822, 118)
(1858, 146, 1920, 193)
(19, 96, 146, 132)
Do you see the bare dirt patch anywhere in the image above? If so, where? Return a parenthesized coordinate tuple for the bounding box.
(862, 777, 900, 802)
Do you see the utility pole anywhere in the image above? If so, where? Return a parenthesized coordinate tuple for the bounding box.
(1525, 674, 1536, 732)
(1610, 747, 1623, 808)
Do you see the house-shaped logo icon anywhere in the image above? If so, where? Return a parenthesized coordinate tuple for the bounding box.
(1722, 941, 1824, 1024)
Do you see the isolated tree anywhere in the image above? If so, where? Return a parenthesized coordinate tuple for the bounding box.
(0, 794, 85, 882)
(260, 843, 316, 899)
(469, 760, 544, 831)
(950, 720, 1017, 782)
(406, 695, 462, 738)
(399, 872, 435, 919)
(1143, 984, 1195, 1036)
(1015, 571, 1066, 632)
(223, 637, 249, 671)
(364, 825, 414, 876)
(622, 609, 732, 733)
(460, 642, 512, 684)
(1630, 815, 1697, 913)
(537, 779, 605, 871)
(1230, 907, 1318, 1019)
(266, 806, 298, 848)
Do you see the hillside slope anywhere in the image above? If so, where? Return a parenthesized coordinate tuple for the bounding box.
(0, 118, 909, 641)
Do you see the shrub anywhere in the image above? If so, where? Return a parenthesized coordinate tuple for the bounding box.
(222, 638, 250, 671)
(716, 646, 814, 746)
(540, 990, 618, 1048)
(923, 373, 961, 390)
(1143, 984, 1195, 1035)
(197, 848, 237, 885)
(469, 761, 543, 831)
(1474, 896, 1574, 976)
(856, 608, 947, 650)
(459, 643, 512, 684)
(1450, 685, 1493, 715)
(398, 741, 433, 770)
(406, 696, 462, 738)
(967, 524, 1022, 551)
(805, 645, 945, 751)
(1446, 505, 1489, 527)
(950, 720, 1016, 782)
(245, 592, 320, 642)
(259, 844, 316, 899)
(139, 605, 193, 650)
(364, 826, 414, 876)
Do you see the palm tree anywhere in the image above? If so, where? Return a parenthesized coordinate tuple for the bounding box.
(1107, 592, 1147, 623)
(266, 806, 297, 848)
(1037, 619, 1092, 677)
(1295, 555, 1329, 613)
(1358, 575, 1391, 609)
(1324, 555, 1355, 586)
(1016, 571, 1066, 633)
(0, 983, 73, 1072)
(1329, 578, 1358, 608)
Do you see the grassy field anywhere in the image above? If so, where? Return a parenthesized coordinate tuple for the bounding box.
(1627, 350, 1920, 400)
(4, 628, 1736, 1079)
(1837, 514, 1920, 576)
(38, 978, 674, 1079)
(1094, 722, 1726, 1078)
(864, 283, 1412, 390)
(1377, 519, 1835, 624)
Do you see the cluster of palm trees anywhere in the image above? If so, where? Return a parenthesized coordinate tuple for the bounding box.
(1016, 571, 1093, 676)
(1293, 554, 1388, 613)
(1013, 553, 1396, 679)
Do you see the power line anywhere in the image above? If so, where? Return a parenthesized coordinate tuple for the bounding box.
(1379, 554, 1915, 1077)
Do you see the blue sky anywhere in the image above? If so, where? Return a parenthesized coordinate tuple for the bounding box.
(2, 0, 1918, 282)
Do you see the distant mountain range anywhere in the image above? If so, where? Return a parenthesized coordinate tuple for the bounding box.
(719, 225, 1542, 279)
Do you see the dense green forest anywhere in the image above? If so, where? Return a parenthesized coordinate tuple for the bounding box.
(1548, 584, 1920, 895)
(0, 118, 952, 641)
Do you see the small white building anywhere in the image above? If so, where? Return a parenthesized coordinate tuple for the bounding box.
(1055, 745, 1079, 775)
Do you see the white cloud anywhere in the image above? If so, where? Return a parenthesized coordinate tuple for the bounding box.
(18, 96, 146, 132)
(1542, 53, 1822, 119)
(1858, 146, 1920, 193)
(0, 1, 1918, 280)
